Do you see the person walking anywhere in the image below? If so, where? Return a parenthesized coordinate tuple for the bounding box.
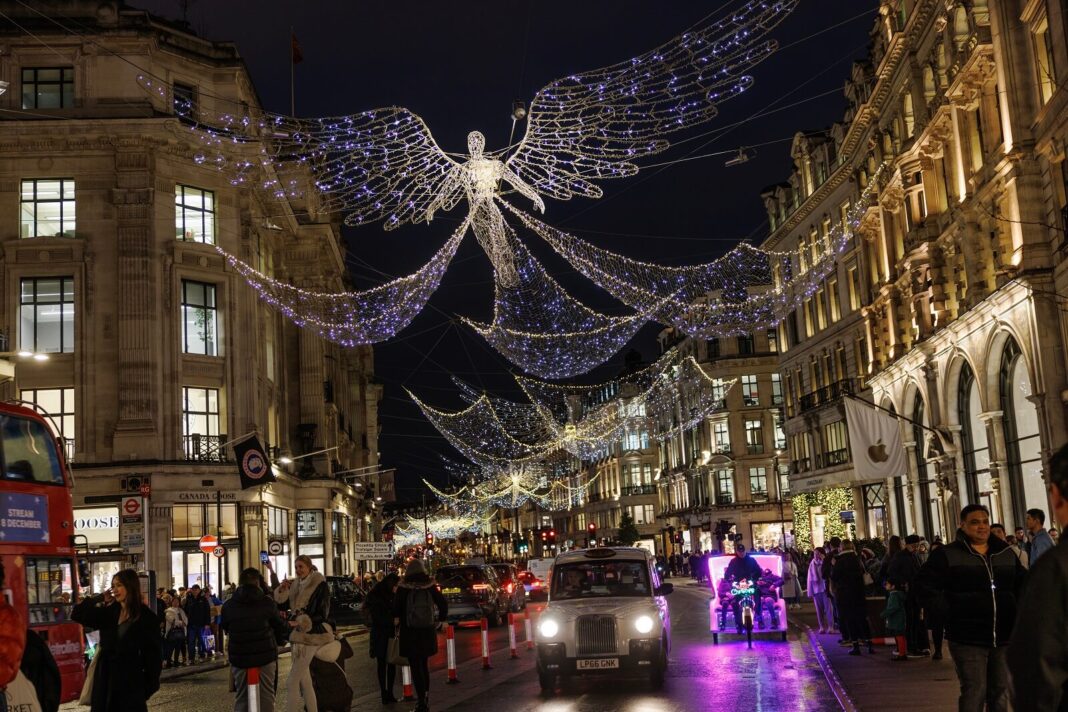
(1025, 508, 1055, 565)
(1009, 443, 1068, 710)
(182, 584, 211, 664)
(163, 596, 188, 668)
(917, 504, 1027, 712)
(221, 568, 288, 712)
(830, 540, 872, 655)
(274, 555, 333, 712)
(393, 559, 447, 712)
(364, 572, 401, 704)
(781, 552, 802, 610)
(71, 569, 162, 712)
(807, 547, 833, 634)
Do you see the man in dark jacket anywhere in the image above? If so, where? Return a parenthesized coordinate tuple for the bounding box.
(725, 543, 764, 632)
(1009, 443, 1068, 711)
(887, 534, 925, 656)
(183, 584, 212, 663)
(917, 504, 1026, 712)
(221, 568, 287, 712)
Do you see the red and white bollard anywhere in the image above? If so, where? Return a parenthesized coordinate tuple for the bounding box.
(481, 617, 492, 669)
(247, 666, 260, 712)
(508, 613, 519, 659)
(401, 665, 415, 700)
(524, 613, 534, 650)
(445, 624, 459, 684)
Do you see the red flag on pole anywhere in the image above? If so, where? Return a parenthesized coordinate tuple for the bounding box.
(291, 33, 303, 64)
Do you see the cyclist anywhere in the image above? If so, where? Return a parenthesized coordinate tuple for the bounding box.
(725, 543, 763, 633)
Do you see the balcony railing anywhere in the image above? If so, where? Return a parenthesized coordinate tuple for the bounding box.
(620, 484, 656, 497)
(816, 448, 850, 469)
(746, 443, 765, 455)
(184, 433, 230, 462)
(798, 379, 856, 415)
(792, 457, 811, 474)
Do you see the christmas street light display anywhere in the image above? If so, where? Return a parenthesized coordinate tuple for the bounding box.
(137, 1, 801, 371)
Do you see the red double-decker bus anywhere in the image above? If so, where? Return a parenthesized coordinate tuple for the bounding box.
(0, 401, 85, 702)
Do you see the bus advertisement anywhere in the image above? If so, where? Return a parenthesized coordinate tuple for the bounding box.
(0, 401, 85, 702)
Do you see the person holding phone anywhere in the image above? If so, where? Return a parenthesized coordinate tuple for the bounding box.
(71, 569, 162, 712)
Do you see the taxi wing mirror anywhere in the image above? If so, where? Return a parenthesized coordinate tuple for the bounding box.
(654, 583, 674, 596)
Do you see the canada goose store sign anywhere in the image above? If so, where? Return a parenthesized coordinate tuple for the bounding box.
(74, 506, 120, 546)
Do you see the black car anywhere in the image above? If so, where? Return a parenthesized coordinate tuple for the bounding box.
(491, 563, 526, 612)
(435, 565, 510, 626)
(326, 575, 365, 626)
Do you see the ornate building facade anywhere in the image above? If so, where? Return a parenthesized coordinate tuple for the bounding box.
(0, 0, 383, 591)
(762, 0, 1068, 544)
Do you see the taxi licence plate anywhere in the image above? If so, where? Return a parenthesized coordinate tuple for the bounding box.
(442, 588, 461, 595)
(576, 658, 619, 670)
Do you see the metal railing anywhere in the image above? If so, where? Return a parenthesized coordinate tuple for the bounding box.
(798, 378, 856, 414)
(184, 433, 231, 462)
(620, 484, 656, 497)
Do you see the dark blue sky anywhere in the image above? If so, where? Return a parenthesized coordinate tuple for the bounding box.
(138, 1, 878, 500)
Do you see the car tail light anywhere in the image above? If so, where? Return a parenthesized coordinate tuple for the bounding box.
(533, 580, 542, 588)
(505, 583, 514, 594)
(472, 584, 490, 591)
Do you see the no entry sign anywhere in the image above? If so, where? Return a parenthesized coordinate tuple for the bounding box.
(199, 534, 218, 554)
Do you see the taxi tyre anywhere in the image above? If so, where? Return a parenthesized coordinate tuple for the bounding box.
(649, 635, 668, 689)
(538, 667, 555, 693)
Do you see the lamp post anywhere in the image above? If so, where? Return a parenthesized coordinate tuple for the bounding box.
(774, 449, 787, 549)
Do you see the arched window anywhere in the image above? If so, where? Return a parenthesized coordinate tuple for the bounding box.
(888, 403, 911, 535)
(1000, 338, 1046, 522)
(958, 362, 992, 507)
(913, 394, 941, 539)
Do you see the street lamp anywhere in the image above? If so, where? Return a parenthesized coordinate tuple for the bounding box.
(774, 449, 787, 549)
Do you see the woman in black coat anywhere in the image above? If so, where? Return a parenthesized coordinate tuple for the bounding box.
(71, 569, 162, 712)
(364, 573, 400, 703)
(393, 560, 447, 712)
(830, 541, 873, 655)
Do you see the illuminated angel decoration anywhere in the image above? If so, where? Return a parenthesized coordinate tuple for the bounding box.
(139, 0, 800, 374)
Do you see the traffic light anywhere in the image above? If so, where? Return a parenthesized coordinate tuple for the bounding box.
(425, 533, 434, 548)
(540, 529, 548, 542)
(548, 529, 556, 544)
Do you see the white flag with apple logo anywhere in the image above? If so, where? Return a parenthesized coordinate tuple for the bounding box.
(843, 397, 907, 484)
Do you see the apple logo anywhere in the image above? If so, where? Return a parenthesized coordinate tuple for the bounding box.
(868, 440, 889, 463)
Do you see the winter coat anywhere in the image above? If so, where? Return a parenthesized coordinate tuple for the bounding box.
(163, 606, 188, 637)
(274, 571, 334, 647)
(724, 554, 762, 585)
(915, 529, 1026, 648)
(885, 550, 920, 590)
(310, 637, 355, 712)
(71, 597, 162, 712)
(782, 560, 802, 598)
(220, 584, 288, 669)
(806, 557, 827, 596)
(20, 628, 60, 712)
(881, 590, 907, 636)
(182, 593, 211, 628)
(392, 574, 447, 660)
(0, 597, 26, 689)
(1030, 528, 1055, 565)
(829, 551, 866, 608)
(1009, 539, 1068, 711)
(363, 581, 396, 659)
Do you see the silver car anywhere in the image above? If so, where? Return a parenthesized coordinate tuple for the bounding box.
(534, 547, 673, 691)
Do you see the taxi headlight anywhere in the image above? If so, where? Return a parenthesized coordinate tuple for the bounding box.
(539, 618, 560, 638)
(634, 615, 655, 634)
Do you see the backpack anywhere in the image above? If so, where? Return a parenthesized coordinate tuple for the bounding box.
(405, 588, 435, 629)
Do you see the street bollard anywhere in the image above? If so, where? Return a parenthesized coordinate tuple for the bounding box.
(481, 617, 492, 669)
(508, 613, 519, 659)
(525, 613, 534, 650)
(445, 624, 459, 684)
(247, 666, 260, 712)
(401, 665, 414, 700)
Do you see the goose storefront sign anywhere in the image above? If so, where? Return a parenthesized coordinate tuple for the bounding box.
(74, 506, 120, 547)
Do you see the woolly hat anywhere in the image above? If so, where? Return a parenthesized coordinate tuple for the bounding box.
(405, 559, 427, 577)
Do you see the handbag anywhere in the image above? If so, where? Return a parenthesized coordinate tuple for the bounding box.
(78, 655, 98, 706)
(314, 623, 341, 662)
(862, 571, 874, 586)
(387, 628, 408, 667)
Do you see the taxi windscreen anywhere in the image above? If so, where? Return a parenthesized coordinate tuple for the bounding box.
(550, 560, 650, 600)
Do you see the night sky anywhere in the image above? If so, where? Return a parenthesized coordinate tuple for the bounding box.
(135, 1, 877, 501)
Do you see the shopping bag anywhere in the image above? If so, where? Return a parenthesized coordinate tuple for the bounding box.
(78, 656, 98, 705)
(387, 631, 408, 667)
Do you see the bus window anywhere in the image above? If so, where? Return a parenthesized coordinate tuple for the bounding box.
(25, 557, 74, 624)
(0, 414, 63, 485)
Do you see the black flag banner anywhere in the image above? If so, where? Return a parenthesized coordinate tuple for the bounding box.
(233, 435, 275, 490)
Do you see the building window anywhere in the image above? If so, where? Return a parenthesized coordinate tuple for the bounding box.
(749, 467, 768, 501)
(716, 469, 734, 504)
(21, 67, 74, 109)
(1033, 19, 1056, 105)
(774, 419, 786, 451)
(828, 278, 841, 322)
(815, 287, 828, 330)
(803, 299, 815, 338)
(21, 179, 76, 238)
(632, 505, 655, 525)
(706, 338, 720, 359)
(713, 421, 730, 454)
(181, 280, 220, 356)
(958, 362, 992, 506)
(778, 464, 791, 499)
(823, 421, 849, 466)
(912, 393, 936, 539)
(20, 277, 74, 353)
(737, 334, 755, 355)
(767, 329, 778, 354)
(173, 83, 197, 115)
(20, 387, 74, 452)
(741, 375, 760, 406)
(182, 386, 221, 459)
(999, 338, 1045, 523)
(176, 186, 216, 244)
(745, 418, 764, 455)
(847, 264, 861, 311)
(771, 373, 783, 406)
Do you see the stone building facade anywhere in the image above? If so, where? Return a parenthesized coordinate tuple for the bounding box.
(761, 0, 1068, 543)
(0, 0, 383, 591)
